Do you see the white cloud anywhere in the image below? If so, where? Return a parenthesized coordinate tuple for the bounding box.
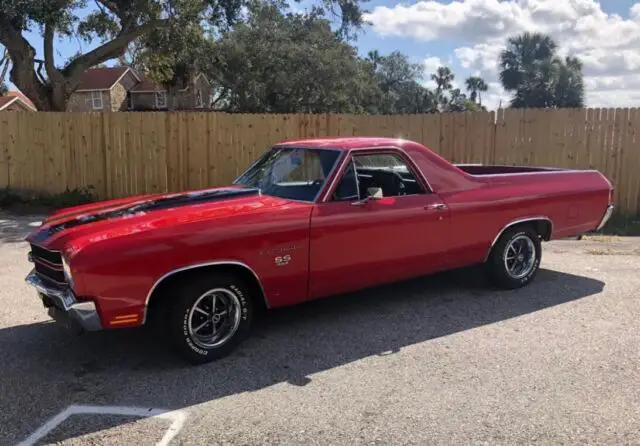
(423, 55, 444, 74)
(363, 0, 640, 110)
(422, 56, 463, 90)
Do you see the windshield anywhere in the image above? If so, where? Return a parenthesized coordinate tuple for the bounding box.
(233, 146, 342, 202)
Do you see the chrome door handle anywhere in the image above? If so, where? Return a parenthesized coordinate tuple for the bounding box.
(425, 203, 447, 211)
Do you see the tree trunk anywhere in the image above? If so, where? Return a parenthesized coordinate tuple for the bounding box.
(1, 18, 168, 111)
(167, 85, 177, 111)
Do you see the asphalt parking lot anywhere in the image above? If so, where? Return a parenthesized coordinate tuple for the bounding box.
(1, 212, 639, 445)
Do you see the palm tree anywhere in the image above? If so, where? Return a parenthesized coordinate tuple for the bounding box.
(553, 56, 584, 108)
(431, 66, 454, 96)
(498, 31, 584, 108)
(465, 76, 488, 105)
(499, 32, 558, 108)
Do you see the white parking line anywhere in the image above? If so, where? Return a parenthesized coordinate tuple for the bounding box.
(17, 405, 188, 446)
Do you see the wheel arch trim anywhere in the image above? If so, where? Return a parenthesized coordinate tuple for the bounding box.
(142, 260, 269, 324)
(485, 216, 553, 261)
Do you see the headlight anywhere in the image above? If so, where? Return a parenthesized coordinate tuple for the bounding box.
(62, 256, 74, 289)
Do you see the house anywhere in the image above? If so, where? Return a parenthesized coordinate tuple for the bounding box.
(67, 67, 140, 112)
(0, 91, 37, 111)
(128, 73, 213, 111)
(68, 67, 213, 112)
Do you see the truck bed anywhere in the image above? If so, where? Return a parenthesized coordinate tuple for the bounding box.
(454, 164, 568, 176)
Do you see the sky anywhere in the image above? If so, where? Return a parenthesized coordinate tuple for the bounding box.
(8, 0, 640, 111)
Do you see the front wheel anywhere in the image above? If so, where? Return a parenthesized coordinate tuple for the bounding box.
(485, 226, 541, 289)
(165, 272, 254, 364)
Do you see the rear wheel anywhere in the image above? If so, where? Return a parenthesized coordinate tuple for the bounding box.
(165, 272, 254, 364)
(486, 226, 541, 289)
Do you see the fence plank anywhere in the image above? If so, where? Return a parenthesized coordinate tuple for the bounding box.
(1, 109, 640, 215)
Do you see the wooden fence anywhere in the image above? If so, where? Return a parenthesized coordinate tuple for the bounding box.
(1, 108, 639, 214)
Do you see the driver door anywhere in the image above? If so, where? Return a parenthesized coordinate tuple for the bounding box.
(308, 149, 451, 300)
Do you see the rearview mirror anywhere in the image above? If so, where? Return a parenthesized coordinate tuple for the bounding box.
(351, 187, 383, 206)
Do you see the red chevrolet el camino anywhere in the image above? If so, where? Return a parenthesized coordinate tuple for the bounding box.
(25, 137, 614, 363)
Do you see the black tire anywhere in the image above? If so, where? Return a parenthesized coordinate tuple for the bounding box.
(485, 225, 542, 289)
(165, 272, 254, 364)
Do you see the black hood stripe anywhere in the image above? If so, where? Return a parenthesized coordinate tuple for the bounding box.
(35, 187, 261, 242)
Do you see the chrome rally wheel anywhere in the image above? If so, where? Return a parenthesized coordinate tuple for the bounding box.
(187, 288, 242, 350)
(166, 272, 254, 364)
(486, 226, 542, 289)
(503, 234, 537, 280)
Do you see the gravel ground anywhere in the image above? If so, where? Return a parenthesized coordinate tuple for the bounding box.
(1, 212, 639, 445)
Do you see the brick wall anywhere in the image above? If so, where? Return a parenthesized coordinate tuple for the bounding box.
(67, 91, 110, 112)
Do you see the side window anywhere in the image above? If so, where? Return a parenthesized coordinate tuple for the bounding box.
(352, 153, 427, 197)
(332, 161, 359, 201)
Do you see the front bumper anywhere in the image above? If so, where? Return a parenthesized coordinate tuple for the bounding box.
(595, 204, 614, 231)
(25, 269, 102, 332)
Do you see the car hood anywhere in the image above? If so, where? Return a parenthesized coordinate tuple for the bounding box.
(26, 186, 292, 255)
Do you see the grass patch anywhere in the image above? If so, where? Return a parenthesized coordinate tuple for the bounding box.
(584, 247, 640, 256)
(0, 187, 98, 214)
(584, 213, 640, 238)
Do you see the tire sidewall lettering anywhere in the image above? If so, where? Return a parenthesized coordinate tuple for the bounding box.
(181, 283, 249, 357)
(182, 307, 209, 356)
(229, 284, 249, 321)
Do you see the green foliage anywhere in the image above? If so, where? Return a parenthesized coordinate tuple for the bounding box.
(209, 1, 378, 113)
(465, 76, 488, 105)
(0, 0, 367, 110)
(499, 31, 585, 109)
(431, 66, 454, 94)
(0, 186, 97, 212)
(600, 214, 640, 237)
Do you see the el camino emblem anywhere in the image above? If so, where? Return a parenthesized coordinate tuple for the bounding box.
(275, 255, 291, 267)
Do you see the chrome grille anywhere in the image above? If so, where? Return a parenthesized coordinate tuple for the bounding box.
(29, 244, 66, 286)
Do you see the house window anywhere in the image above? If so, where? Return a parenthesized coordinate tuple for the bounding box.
(155, 91, 167, 108)
(90, 91, 103, 110)
(195, 89, 203, 108)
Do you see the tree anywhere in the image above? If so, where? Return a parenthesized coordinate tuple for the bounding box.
(133, 23, 212, 110)
(498, 32, 584, 108)
(553, 55, 584, 108)
(209, 1, 378, 113)
(0, 1, 213, 110)
(366, 50, 382, 70)
(0, 47, 9, 90)
(0, 0, 367, 111)
(465, 76, 488, 105)
(431, 66, 454, 97)
(368, 51, 438, 114)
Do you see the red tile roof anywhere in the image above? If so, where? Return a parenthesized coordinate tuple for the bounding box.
(0, 97, 14, 109)
(76, 67, 133, 91)
(0, 91, 37, 111)
(6, 90, 36, 110)
(131, 78, 167, 93)
(130, 73, 210, 93)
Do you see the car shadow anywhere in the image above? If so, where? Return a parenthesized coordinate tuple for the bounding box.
(2, 266, 604, 444)
(0, 211, 45, 245)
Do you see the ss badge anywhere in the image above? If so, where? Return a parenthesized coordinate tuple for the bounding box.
(275, 255, 291, 266)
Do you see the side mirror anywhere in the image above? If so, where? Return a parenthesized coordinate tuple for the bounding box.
(351, 187, 383, 206)
(367, 187, 383, 200)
